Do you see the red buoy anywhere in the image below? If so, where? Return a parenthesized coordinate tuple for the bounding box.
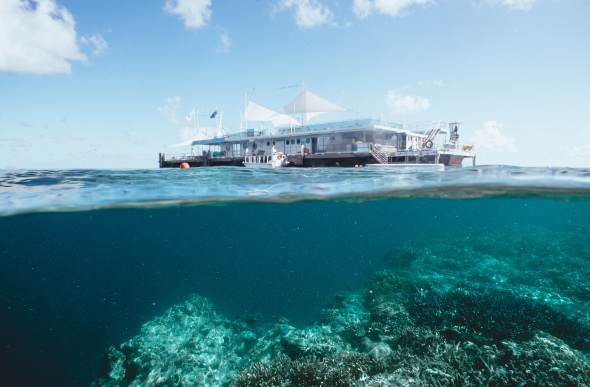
(180, 162, 190, 169)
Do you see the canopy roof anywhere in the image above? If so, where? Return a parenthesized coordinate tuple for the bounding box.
(243, 101, 301, 128)
(167, 131, 213, 147)
(282, 89, 347, 124)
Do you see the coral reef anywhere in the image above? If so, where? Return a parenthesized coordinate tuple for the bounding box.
(93, 226, 590, 386)
(407, 290, 590, 350)
(93, 295, 264, 386)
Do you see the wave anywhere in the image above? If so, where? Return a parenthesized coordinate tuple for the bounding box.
(1, 166, 590, 216)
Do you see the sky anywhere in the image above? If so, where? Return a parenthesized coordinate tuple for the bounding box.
(0, 0, 589, 169)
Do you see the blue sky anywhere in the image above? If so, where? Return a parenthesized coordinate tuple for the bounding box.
(1, 0, 589, 169)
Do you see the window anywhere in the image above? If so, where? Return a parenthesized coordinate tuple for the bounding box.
(286, 140, 290, 145)
(267, 141, 270, 146)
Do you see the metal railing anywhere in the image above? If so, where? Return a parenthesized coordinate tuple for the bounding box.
(370, 144, 388, 164)
(406, 121, 447, 133)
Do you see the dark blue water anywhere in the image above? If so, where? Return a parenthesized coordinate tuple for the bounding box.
(0, 167, 589, 386)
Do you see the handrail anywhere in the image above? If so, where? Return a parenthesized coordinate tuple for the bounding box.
(370, 143, 388, 164)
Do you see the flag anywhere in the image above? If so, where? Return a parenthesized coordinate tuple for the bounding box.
(210, 110, 217, 118)
(185, 108, 195, 122)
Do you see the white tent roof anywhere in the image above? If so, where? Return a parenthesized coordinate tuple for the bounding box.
(282, 89, 347, 124)
(167, 131, 213, 147)
(243, 101, 301, 128)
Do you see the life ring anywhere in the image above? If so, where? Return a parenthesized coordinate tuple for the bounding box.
(455, 133, 460, 139)
(303, 148, 310, 155)
(425, 140, 433, 149)
(277, 152, 283, 160)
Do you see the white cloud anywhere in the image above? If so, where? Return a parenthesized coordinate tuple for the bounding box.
(274, 0, 334, 29)
(353, 0, 434, 19)
(471, 121, 517, 152)
(0, 0, 87, 74)
(81, 33, 109, 56)
(485, 0, 536, 11)
(164, 0, 212, 29)
(216, 33, 231, 54)
(386, 90, 430, 115)
(158, 96, 182, 124)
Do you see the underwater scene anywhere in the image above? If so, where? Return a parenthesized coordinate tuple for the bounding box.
(1, 166, 590, 386)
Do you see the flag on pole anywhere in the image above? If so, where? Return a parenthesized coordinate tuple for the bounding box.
(210, 110, 217, 118)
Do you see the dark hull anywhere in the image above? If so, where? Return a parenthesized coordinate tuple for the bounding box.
(159, 153, 469, 168)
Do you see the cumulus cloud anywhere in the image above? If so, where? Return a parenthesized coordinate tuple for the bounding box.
(386, 90, 430, 115)
(164, 0, 212, 29)
(216, 33, 231, 54)
(274, 0, 334, 29)
(80, 33, 109, 56)
(0, 0, 87, 74)
(158, 96, 182, 124)
(353, 0, 434, 19)
(471, 121, 517, 152)
(485, 0, 536, 11)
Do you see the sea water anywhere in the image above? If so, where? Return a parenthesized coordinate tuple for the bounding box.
(0, 166, 589, 386)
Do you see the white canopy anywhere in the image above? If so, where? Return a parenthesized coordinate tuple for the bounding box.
(282, 89, 347, 124)
(243, 101, 301, 128)
(167, 130, 213, 147)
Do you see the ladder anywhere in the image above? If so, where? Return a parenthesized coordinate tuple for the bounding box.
(370, 143, 388, 164)
(423, 120, 442, 145)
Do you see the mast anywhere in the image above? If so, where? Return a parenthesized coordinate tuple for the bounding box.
(300, 80, 305, 128)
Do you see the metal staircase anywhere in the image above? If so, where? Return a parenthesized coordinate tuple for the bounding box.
(370, 143, 388, 164)
(423, 120, 442, 145)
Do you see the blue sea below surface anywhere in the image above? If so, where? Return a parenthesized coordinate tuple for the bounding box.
(1, 166, 590, 386)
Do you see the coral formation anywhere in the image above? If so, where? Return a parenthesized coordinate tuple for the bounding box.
(93, 226, 590, 386)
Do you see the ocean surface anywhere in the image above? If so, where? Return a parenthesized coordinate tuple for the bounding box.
(1, 166, 589, 386)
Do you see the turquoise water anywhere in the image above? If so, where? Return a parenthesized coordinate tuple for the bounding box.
(1, 166, 589, 386)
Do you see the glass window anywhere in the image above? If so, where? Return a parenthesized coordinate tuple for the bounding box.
(267, 141, 270, 146)
(296, 139, 301, 144)
(286, 140, 290, 145)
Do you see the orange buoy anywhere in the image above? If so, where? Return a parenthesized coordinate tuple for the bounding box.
(180, 162, 190, 169)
